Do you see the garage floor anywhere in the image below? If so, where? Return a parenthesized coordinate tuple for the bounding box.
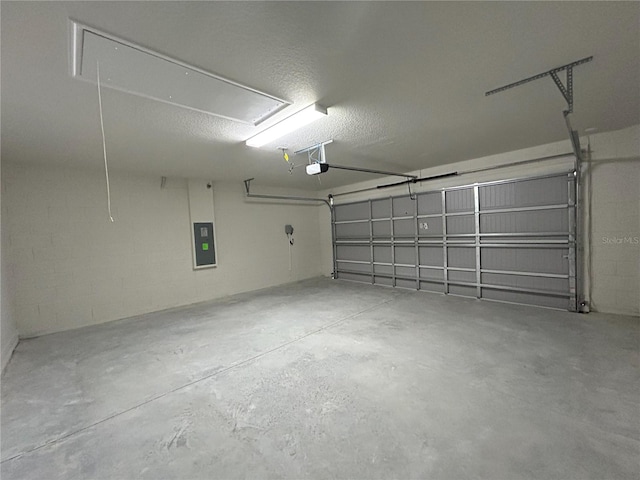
(1, 277, 639, 479)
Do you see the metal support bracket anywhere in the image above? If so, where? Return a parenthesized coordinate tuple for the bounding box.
(485, 56, 592, 114)
(295, 139, 334, 165)
(243, 178, 331, 208)
(486, 57, 587, 310)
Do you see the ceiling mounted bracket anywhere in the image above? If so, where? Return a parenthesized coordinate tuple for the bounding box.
(485, 56, 593, 114)
(295, 139, 334, 165)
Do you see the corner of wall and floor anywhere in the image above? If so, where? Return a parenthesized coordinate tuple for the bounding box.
(582, 126, 640, 316)
(1, 165, 325, 339)
(1, 157, 20, 374)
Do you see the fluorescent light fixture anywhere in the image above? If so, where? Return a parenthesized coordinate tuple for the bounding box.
(245, 104, 327, 148)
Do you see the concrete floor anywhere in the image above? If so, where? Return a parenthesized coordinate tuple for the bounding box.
(1, 277, 639, 479)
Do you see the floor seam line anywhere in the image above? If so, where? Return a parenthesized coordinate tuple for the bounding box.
(0, 294, 403, 464)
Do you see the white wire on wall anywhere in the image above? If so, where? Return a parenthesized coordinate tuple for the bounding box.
(96, 62, 115, 222)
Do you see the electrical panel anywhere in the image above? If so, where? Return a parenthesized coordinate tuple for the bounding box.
(193, 222, 215, 267)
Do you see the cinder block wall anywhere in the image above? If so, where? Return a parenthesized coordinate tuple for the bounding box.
(1, 164, 324, 337)
(1, 161, 19, 372)
(586, 127, 640, 315)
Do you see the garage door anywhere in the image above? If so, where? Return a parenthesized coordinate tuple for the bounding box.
(332, 172, 577, 311)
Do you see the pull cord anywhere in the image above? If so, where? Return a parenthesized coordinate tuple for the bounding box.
(97, 62, 114, 222)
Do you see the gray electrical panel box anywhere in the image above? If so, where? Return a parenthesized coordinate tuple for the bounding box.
(193, 222, 215, 266)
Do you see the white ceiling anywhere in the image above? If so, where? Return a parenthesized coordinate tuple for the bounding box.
(2, 1, 639, 190)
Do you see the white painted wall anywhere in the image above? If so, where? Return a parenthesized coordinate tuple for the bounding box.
(1, 233, 19, 373)
(1, 161, 20, 372)
(319, 125, 640, 316)
(584, 126, 640, 316)
(2, 163, 324, 337)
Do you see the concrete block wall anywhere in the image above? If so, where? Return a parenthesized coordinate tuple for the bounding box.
(585, 127, 640, 315)
(2, 163, 324, 337)
(1, 160, 19, 372)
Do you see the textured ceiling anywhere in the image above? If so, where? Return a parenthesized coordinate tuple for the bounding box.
(2, 1, 639, 190)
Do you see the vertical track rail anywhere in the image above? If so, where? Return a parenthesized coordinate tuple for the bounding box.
(567, 172, 578, 311)
(441, 191, 449, 294)
(474, 185, 481, 298)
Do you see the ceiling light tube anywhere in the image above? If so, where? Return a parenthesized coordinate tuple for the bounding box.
(246, 103, 327, 148)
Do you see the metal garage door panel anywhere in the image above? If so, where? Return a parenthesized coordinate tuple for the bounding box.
(394, 246, 415, 264)
(335, 222, 369, 238)
(374, 276, 393, 286)
(394, 218, 415, 237)
(481, 247, 569, 275)
(446, 188, 474, 213)
(480, 210, 568, 234)
(447, 215, 475, 235)
(482, 273, 568, 293)
(372, 199, 391, 219)
(373, 246, 391, 263)
(417, 192, 442, 215)
(482, 288, 569, 309)
(396, 278, 416, 289)
(334, 202, 369, 222)
(420, 281, 445, 293)
(449, 270, 476, 283)
(332, 172, 575, 311)
(483, 235, 567, 242)
(449, 285, 477, 297)
(336, 245, 370, 262)
(337, 261, 370, 273)
(372, 221, 391, 237)
(393, 196, 415, 216)
(419, 246, 443, 266)
(479, 176, 568, 209)
(374, 264, 393, 275)
(419, 267, 443, 280)
(418, 217, 443, 236)
(395, 266, 416, 278)
(448, 246, 476, 269)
